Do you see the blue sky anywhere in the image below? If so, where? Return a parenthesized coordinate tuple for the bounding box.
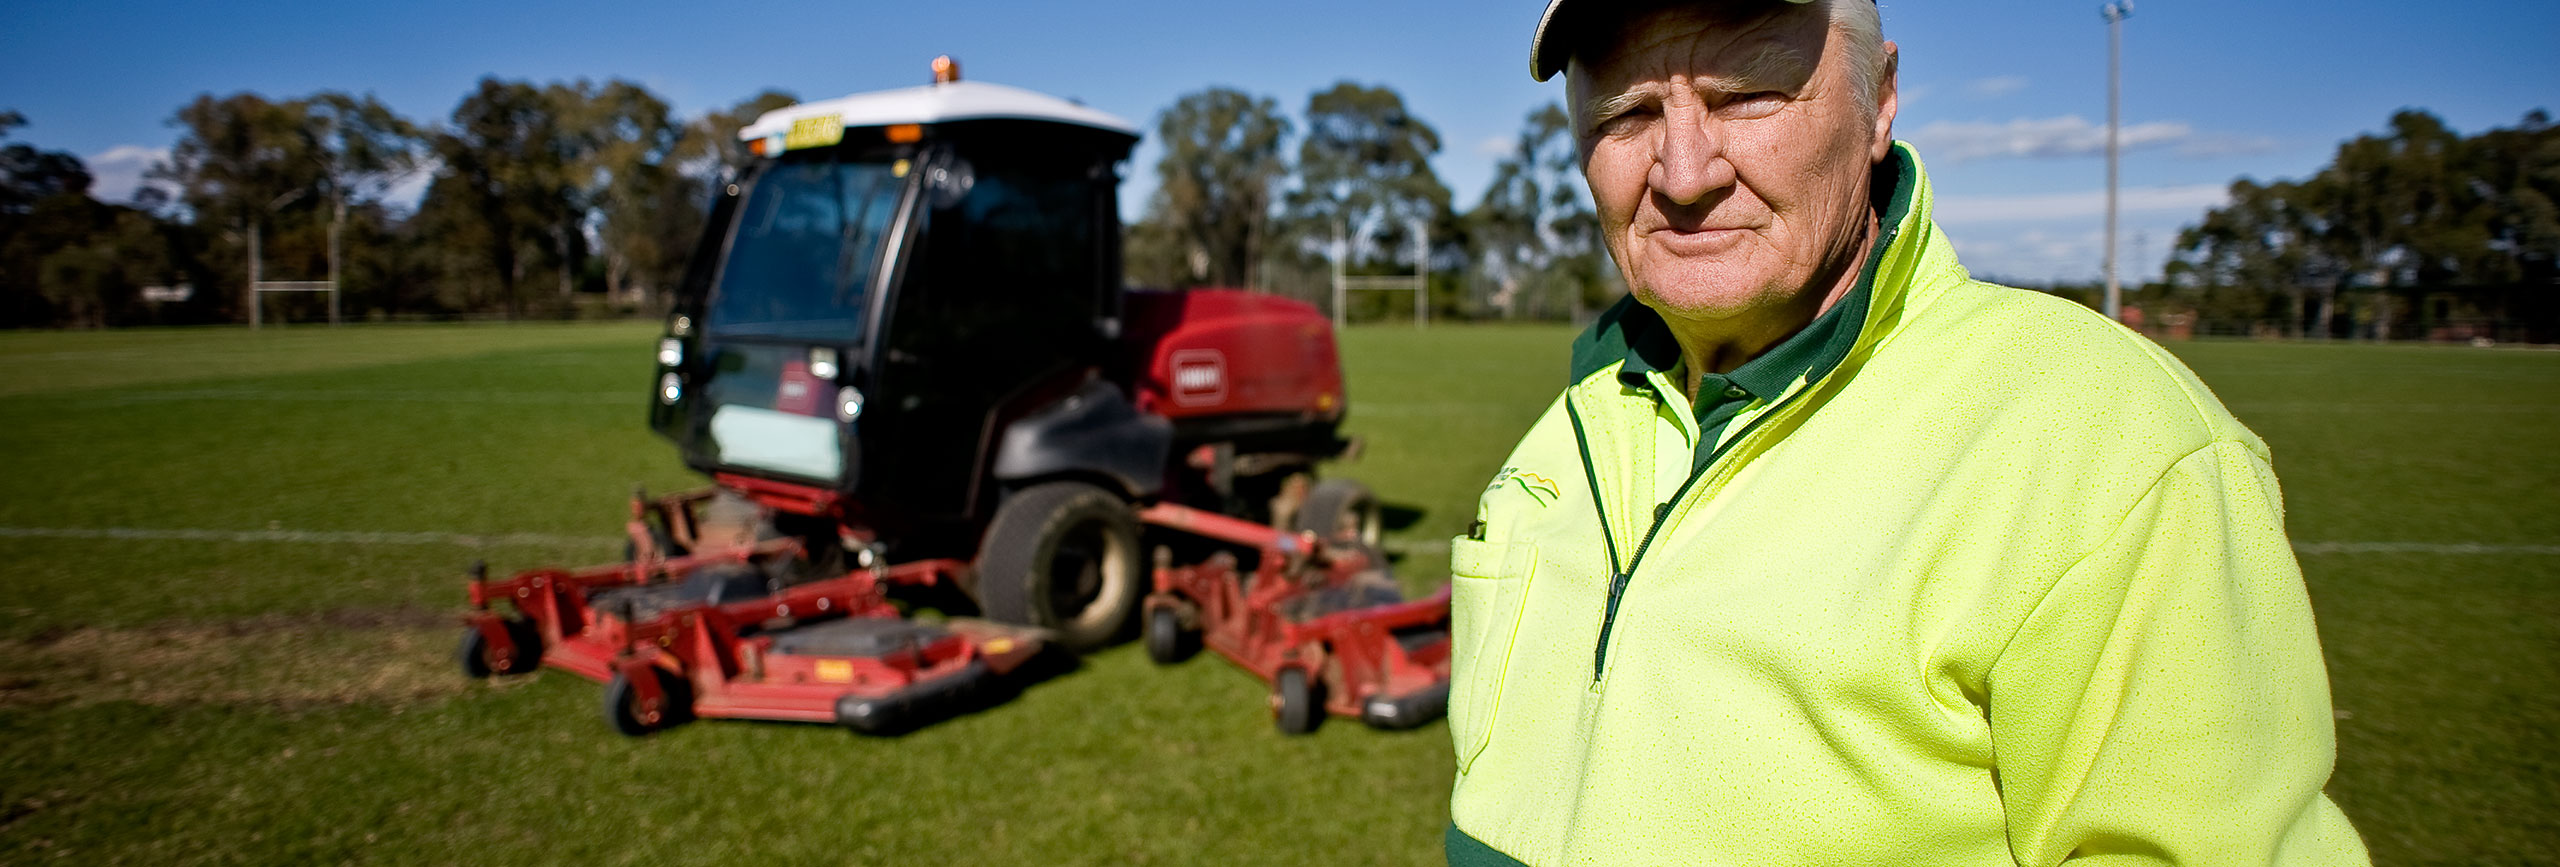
(5, 0, 2554, 283)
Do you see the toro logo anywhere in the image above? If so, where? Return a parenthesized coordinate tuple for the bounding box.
(1169, 349, 1227, 407)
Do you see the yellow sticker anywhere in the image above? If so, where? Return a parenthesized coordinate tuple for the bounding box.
(814, 659, 854, 683)
(983, 638, 1014, 655)
(892, 158, 911, 178)
(784, 114, 844, 152)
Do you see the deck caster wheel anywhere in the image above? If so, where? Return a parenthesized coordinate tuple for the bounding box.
(603, 667, 684, 736)
(976, 481, 1142, 652)
(456, 618, 541, 678)
(1295, 478, 1382, 549)
(1143, 607, 1197, 664)
(1273, 666, 1325, 735)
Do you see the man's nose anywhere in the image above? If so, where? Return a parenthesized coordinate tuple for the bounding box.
(1650, 102, 1731, 206)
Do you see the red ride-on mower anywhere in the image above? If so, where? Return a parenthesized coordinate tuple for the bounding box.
(459, 62, 1421, 735)
(459, 488, 1046, 735)
(1138, 481, 1453, 734)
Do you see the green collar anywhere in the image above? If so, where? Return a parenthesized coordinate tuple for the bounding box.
(1570, 146, 1918, 399)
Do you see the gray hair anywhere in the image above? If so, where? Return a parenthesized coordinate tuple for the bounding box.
(1829, 0, 1888, 118)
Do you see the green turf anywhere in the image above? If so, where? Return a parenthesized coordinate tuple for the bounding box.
(0, 324, 2551, 864)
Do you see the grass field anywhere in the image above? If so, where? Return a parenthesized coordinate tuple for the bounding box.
(0, 322, 2553, 865)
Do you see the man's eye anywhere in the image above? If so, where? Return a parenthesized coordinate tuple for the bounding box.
(1721, 92, 1787, 120)
(1596, 107, 1654, 136)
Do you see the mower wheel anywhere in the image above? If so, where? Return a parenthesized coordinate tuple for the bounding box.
(1143, 607, 1197, 664)
(976, 481, 1142, 652)
(456, 618, 541, 678)
(1295, 478, 1382, 549)
(602, 667, 684, 736)
(1273, 666, 1325, 735)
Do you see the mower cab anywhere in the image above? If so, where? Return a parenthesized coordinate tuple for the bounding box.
(651, 75, 1151, 533)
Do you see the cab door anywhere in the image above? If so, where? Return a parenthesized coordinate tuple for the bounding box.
(861, 144, 1113, 522)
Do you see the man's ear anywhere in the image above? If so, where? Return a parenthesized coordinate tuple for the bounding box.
(1870, 41, 1900, 164)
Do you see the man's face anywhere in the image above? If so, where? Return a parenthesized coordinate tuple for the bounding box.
(1569, 2, 1897, 328)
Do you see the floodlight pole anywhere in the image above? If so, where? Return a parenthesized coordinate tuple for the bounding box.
(1331, 219, 1348, 331)
(2101, 0, 2132, 322)
(247, 221, 262, 331)
(1414, 218, 1429, 329)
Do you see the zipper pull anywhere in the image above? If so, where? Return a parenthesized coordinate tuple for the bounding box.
(1595, 571, 1632, 680)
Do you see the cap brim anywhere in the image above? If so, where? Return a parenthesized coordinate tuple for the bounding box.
(1532, 0, 1823, 82)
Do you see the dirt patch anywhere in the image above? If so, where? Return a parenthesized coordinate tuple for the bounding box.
(0, 608, 475, 710)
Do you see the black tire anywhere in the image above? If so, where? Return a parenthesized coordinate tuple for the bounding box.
(1295, 478, 1382, 549)
(602, 667, 682, 736)
(1274, 666, 1325, 735)
(975, 481, 1142, 652)
(456, 618, 541, 678)
(456, 627, 494, 679)
(1143, 607, 1197, 665)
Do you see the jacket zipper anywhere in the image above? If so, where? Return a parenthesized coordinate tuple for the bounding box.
(1567, 385, 1818, 682)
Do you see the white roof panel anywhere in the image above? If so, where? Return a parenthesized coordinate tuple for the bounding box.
(738, 80, 1140, 143)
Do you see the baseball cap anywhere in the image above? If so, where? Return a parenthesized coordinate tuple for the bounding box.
(1531, 0, 1830, 81)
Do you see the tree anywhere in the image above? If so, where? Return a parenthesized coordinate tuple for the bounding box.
(305, 92, 422, 306)
(1471, 102, 1605, 318)
(1289, 82, 1450, 270)
(2170, 108, 2560, 338)
(682, 89, 799, 181)
(569, 79, 690, 308)
(1134, 87, 1290, 288)
(423, 78, 573, 317)
(1, 111, 94, 213)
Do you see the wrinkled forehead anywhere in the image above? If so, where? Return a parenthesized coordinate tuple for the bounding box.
(1566, 1, 1830, 91)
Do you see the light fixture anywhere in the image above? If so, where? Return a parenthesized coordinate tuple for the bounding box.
(809, 347, 840, 381)
(670, 314, 692, 336)
(836, 386, 864, 422)
(658, 373, 682, 405)
(657, 338, 683, 367)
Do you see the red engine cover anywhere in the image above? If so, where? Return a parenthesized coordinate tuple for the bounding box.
(1123, 288, 1345, 422)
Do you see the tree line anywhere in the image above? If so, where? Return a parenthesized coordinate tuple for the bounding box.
(0, 77, 1614, 329)
(2165, 109, 2559, 340)
(1, 82, 791, 328)
(2, 78, 2551, 335)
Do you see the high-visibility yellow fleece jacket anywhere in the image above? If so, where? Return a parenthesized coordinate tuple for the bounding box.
(1445, 144, 2367, 867)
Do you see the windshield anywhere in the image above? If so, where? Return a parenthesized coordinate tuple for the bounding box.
(706, 151, 908, 340)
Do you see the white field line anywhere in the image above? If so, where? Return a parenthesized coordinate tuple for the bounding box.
(84, 388, 633, 406)
(1, 527, 2550, 557)
(2226, 403, 2560, 414)
(2290, 541, 2560, 555)
(0, 526, 617, 548)
(1379, 539, 2560, 557)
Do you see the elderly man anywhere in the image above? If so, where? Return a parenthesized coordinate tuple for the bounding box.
(1444, 1, 2369, 864)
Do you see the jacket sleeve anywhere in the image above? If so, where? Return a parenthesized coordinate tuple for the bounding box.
(1986, 439, 2369, 866)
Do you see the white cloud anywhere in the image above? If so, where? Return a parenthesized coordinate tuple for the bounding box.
(83, 145, 169, 204)
(2173, 132, 2281, 159)
(1905, 115, 2193, 162)
(380, 156, 440, 214)
(1963, 76, 2029, 98)
(1932, 183, 2229, 224)
(1940, 212, 2206, 284)
(1476, 134, 1513, 158)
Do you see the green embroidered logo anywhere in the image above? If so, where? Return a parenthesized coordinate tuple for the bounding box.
(1487, 466, 1560, 505)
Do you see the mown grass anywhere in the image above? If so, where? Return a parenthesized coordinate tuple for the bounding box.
(0, 323, 2551, 864)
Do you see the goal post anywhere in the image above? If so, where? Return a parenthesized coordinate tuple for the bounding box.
(1330, 218, 1429, 330)
(247, 220, 341, 329)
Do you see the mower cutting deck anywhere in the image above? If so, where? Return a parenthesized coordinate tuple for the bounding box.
(458, 488, 1045, 735)
(1138, 482, 1453, 734)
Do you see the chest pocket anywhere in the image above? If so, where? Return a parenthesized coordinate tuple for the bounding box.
(1448, 536, 1538, 775)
